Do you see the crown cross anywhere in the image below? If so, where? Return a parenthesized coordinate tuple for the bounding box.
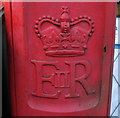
(35, 6, 95, 57)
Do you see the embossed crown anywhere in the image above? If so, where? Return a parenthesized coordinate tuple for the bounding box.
(35, 6, 95, 57)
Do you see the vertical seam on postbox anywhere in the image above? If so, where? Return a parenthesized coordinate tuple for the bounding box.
(9, 1, 17, 115)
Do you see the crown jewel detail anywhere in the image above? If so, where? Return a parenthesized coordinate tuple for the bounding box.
(35, 6, 95, 57)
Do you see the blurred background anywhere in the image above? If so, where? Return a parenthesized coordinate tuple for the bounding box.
(110, 2, 120, 117)
(0, 1, 120, 117)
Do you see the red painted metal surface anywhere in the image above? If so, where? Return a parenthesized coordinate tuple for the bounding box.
(4, 2, 116, 116)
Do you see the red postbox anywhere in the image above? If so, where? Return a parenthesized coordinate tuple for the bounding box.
(4, 2, 116, 116)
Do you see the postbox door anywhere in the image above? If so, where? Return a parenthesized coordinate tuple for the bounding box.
(4, 2, 116, 116)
